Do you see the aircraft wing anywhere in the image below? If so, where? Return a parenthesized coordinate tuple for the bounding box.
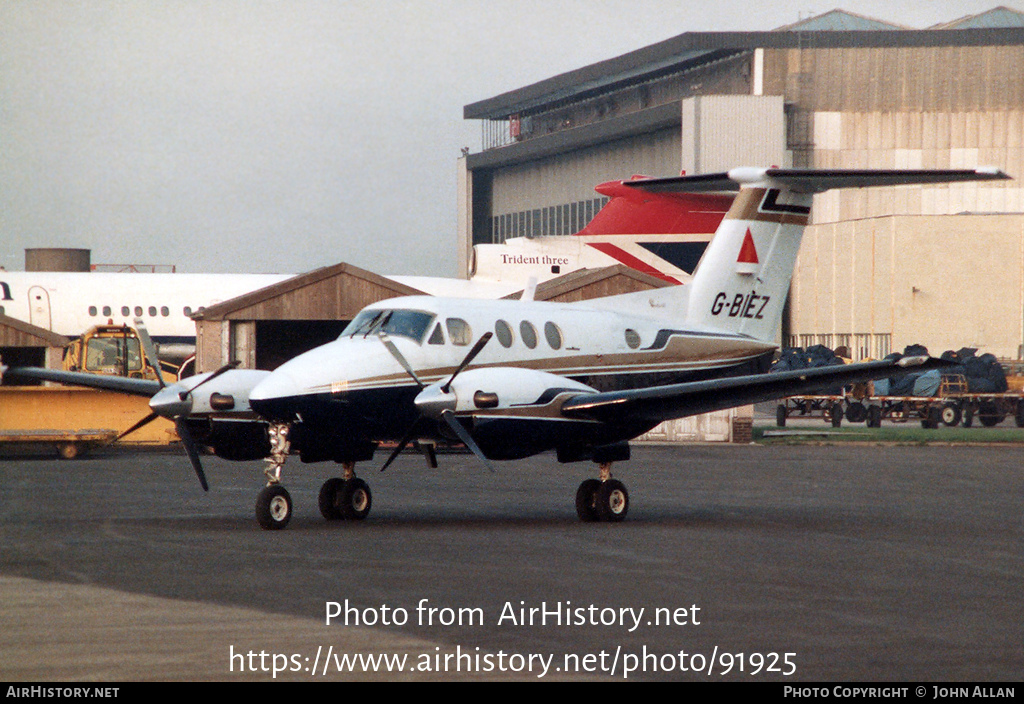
(560, 356, 952, 426)
(3, 366, 163, 397)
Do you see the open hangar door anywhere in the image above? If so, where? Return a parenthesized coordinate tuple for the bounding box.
(254, 320, 349, 371)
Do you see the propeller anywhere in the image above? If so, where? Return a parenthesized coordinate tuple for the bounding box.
(378, 331, 494, 472)
(124, 319, 239, 491)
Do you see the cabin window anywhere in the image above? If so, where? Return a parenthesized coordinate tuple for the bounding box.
(520, 321, 538, 349)
(102, 306, 112, 317)
(544, 322, 562, 350)
(134, 306, 143, 317)
(495, 320, 514, 348)
(121, 306, 130, 316)
(625, 329, 641, 349)
(148, 306, 157, 317)
(88, 306, 98, 316)
(161, 306, 169, 317)
(428, 323, 445, 345)
(184, 306, 193, 316)
(446, 318, 472, 346)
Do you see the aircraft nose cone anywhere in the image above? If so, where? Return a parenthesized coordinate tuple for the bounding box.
(249, 368, 302, 421)
(150, 385, 192, 418)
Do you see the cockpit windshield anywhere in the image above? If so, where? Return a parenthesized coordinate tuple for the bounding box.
(340, 309, 436, 344)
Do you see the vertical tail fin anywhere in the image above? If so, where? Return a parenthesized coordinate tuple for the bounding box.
(625, 167, 1011, 342)
(686, 174, 811, 342)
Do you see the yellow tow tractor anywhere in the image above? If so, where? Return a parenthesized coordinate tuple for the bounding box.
(1, 323, 178, 458)
(62, 323, 177, 383)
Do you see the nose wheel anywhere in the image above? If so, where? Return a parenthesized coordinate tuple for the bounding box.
(255, 484, 293, 530)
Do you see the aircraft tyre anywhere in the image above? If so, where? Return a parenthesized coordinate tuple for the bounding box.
(256, 485, 293, 530)
(339, 478, 372, 520)
(575, 479, 601, 522)
(595, 479, 629, 522)
(867, 405, 882, 428)
(318, 477, 346, 520)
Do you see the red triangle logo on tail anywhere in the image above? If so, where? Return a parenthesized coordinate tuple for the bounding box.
(738, 229, 759, 264)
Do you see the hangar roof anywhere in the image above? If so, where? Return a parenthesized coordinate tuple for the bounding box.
(933, 6, 1024, 29)
(464, 10, 1024, 121)
(192, 262, 426, 322)
(501, 265, 671, 303)
(0, 314, 69, 348)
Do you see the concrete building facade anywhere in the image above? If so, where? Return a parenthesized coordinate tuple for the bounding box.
(460, 8, 1024, 359)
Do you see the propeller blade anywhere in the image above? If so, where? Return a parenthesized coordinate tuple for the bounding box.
(441, 332, 492, 393)
(175, 417, 209, 491)
(179, 361, 241, 400)
(133, 318, 165, 389)
(440, 409, 496, 473)
(117, 412, 160, 441)
(379, 333, 425, 388)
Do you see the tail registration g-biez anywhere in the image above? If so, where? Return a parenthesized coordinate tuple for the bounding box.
(244, 166, 1009, 529)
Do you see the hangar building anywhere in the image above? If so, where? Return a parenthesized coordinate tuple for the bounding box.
(459, 7, 1024, 360)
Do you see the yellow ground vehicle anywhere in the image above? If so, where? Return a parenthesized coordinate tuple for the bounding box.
(1, 324, 176, 457)
(62, 324, 176, 383)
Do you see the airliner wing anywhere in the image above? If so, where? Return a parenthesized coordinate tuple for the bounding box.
(561, 356, 952, 425)
(3, 367, 162, 397)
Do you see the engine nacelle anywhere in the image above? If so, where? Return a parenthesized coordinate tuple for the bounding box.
(414, 367, 596, 418)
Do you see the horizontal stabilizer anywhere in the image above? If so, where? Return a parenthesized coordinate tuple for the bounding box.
(4, 367, 163, 397)
(561, 356, 954, 425)
(624, 167, 1010, 195)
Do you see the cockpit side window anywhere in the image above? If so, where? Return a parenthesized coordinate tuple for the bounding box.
(428, 323, 445, 345)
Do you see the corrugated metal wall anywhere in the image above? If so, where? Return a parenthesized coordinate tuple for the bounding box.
(681, 95, 788, 174)
(792, 214, 1024, 359)
(765, 46, 1024, 113)
(489, 128, 682, 218)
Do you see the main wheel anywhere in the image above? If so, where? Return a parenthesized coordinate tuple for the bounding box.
(575, 479, 601, 522)
(595, 479, 629, 522)
(256, 485, 293, 530)
(339, 478, 372, 520)
(866, 405, 882, 428)
(318, 477, 346, 520)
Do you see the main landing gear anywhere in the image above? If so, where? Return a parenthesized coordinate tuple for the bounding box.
(318, 463, 372, 521)
(575, 462, 629, 522)
(254, 423, 374, 530)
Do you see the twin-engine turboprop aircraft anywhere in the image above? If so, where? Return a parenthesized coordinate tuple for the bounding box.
(7, 166, 1009, 529)
(241, 166, 1008, 529)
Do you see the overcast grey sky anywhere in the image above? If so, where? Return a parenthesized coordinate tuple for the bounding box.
(2, 0, 1021, 276)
